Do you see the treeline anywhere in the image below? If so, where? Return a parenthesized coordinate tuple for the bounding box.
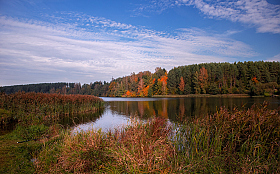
(1, 61, 280, 97)
(0, 82, 109, 96)
(168, 61, 280, 96)
(106, 61, 280, 97)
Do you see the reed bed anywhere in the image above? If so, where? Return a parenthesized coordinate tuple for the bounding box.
(0, 92, 104, 173)
(174, 102, 280, 173)
(36, 117, 175, 173)
(35, 103, 280, 173)
(0, 92, 103, 125)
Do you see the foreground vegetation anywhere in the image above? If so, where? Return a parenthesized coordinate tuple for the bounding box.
(33, 103, 280, 173)
(0, 91, 279, 173)
(0, 92, 103, 173)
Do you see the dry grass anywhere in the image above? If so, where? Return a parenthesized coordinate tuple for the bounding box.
(107, 117, 175, 173)
(36, 117, 175, 173)
(35, 103, 280, 173)
(174, 102, 280, 173)
(0, 92, 103, 126)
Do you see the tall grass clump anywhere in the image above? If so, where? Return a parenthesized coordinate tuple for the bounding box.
(107, 117, 175, 173)
(36, 117, 176, 173)
(174, 102, 280, 173)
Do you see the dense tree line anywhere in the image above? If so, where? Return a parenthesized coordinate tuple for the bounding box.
(167, 61, 280, 96)
(1, 61, 279, 97)
(0, 82, 109, 97)
(108, 61, 280, 97)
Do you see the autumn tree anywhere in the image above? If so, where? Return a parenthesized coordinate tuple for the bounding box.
(198, 67, 208, 94)
(137, 78, 144, 96)
(179, 77, 185, 94)
(108, 82, 117, 97)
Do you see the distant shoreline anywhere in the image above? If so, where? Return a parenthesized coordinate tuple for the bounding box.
(152, 94, 252, 98)
(103, 94, 280, 98)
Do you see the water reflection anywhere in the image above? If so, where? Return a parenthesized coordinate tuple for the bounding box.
(106, 97, 280, 122)
(73, 97, 280, 132)
(59, 108, 104, 128)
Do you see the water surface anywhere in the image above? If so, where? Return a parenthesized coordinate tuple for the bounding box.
(73, 97, 280, 133)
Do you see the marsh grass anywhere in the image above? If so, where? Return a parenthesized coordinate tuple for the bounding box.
(36, 103, 280, 173)
(1, 93, 279, 173)
(107, 117, 175, 173)
(174, 102, 280, 173)
(0, 92, 103, 126)
(36, 117, 175, 173)
(0, 92, 104, 173)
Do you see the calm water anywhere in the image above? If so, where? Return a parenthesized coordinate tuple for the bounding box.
(72, 97, 280, 133)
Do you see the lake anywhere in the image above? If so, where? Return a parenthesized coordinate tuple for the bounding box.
(72, 97, 280, 133)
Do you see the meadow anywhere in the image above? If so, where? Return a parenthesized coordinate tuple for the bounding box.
(0, 92, 279, 173)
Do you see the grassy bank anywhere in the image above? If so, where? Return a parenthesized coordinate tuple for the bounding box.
(0, 92, 104, 173)
(34, 103, 279, 173)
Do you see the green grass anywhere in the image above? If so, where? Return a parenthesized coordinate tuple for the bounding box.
(0, 92, 104, 173)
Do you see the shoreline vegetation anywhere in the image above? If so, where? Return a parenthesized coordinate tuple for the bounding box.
(0, 92, 104, 173)
(36, 104, 280, 173)
(0, 92, 103, 126)
(0, 92, 279, 173)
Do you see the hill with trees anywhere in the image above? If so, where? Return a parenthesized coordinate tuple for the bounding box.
(1, 61, 279, 97)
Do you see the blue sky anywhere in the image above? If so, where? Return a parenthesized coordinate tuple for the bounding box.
(1, 0, 280, 86)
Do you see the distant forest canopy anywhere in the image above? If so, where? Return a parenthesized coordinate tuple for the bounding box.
(0, 82, 110, 97)
(1, 61, 280, 97)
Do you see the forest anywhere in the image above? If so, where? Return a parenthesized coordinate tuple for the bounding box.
(1, 61, 280, 97)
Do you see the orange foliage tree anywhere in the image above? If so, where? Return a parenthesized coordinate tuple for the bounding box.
(252, 76, 259, 84)
(142, 86, 150, 97)
(198, 67, 208, 94)
(108, 82, 117, 97)
(158, 73, 168, 95)
(179, 77, 185, 93)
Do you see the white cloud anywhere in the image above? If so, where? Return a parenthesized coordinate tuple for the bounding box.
(138, 0, 280, 34)
(267, 53, 280, 62)
(0, 14, 256, 86)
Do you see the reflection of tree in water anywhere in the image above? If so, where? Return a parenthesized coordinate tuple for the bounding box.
(59, 108, 104, 128)
(107, 98, 280, 123)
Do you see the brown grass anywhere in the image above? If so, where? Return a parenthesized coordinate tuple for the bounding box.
(35, 103, 280, 173)
(107, 117, 175, 173)
(36, 117, 175, 173)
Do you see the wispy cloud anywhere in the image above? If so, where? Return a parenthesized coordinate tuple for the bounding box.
(136, 0, 280, 34)
(267, 53, 280, 62)
(0, 13, 256, 85)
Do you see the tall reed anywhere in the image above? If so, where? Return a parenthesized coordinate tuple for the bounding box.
(174, 102, 280, 173)
(29, 103, 280, 173)
(36, 117, 176, 173)
(0, 92, 103, 126)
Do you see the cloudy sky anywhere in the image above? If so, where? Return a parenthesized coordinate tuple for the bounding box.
(1, 0, 280, 86)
